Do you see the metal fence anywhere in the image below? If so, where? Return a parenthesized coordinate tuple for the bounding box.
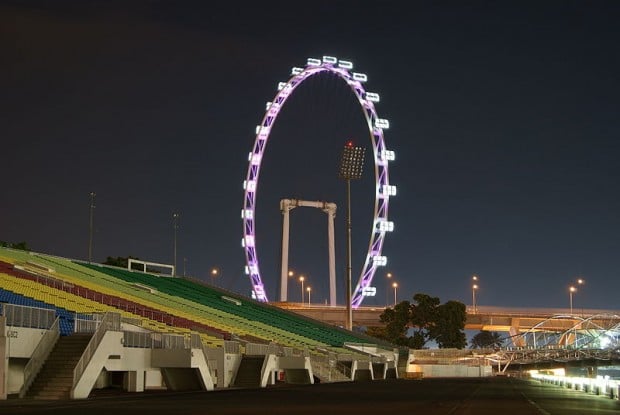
(224, 341, 240, 354)
(123, 331, 153, 348)
(74, 314, 99, 333)
(0, 303, 55, 329)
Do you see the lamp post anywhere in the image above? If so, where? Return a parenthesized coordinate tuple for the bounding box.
(211, 268, 219, 286)
(471, 275, 479, 314)
(307, 286, 312, 305)
(392, 282, 398, 305)
(569, 285, 577, 315)
(576, 278, 585, 314)
(88, 192, 96, 263)
(338, 140, 365, 330)
(172, 213, 179, 276)
(386, 272, 392, 306)
(299, 275, 305, 303)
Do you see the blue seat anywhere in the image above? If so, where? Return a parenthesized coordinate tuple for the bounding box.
(0, 288, 76, 335)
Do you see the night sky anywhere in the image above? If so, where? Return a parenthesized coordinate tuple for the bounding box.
(2, 1, 619, 311)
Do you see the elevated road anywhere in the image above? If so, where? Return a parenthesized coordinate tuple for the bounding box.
(273, 303, 620, 332)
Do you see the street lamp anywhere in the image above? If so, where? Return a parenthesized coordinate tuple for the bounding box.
(299, 275, 305, 303)
(211, 268, 219, 286)
(172, 213, 180, 276)
(88, 192, 96, 263)
(575, 278, 585, 312)
(569, 285, 577, 315)
(307, 286, 312, 305)
(386, 272, 393, 306)
(338, 140, 365, 330)
(392, 282, 398, 305)
(471, 275, 479, 314)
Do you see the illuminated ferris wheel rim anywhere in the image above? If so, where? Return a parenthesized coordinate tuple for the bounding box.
(241, 56, 396, 308)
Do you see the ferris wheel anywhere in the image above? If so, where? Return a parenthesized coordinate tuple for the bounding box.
(241, 56, 396, 308)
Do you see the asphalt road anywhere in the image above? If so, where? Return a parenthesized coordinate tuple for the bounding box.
(1, 377, 618, 415)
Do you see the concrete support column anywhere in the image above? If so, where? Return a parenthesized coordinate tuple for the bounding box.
(126, 370, 145, 392)
(279, 199, 337, 305)
(279, 199, 293, 302)
(323, 203, 337, 306)
(0, 317, 7, 400)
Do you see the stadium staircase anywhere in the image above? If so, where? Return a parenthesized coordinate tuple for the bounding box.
(232, 356, 264, 388)
(26, 334, 92, 399)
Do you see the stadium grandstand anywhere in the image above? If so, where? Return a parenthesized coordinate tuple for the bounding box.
(0, 246, 399, 400)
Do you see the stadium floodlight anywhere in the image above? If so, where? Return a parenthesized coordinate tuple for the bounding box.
(339, 141, 365, 180)
(339, 140, 366, 330)
(172, 213, 180, 276)
(88, 192, 96, 263)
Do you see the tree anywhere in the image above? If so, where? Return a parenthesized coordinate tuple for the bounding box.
(365, 325, 387, 340)
(104, 256, 128, 267)
(378, 300, 411, 346)
(432, 300, 467, 349)
(410, 293, 440, 349)
(372, 293, 468, 350)
(470, 330, 504, 349)
(0, 241, 30, 251)
(103, 256, 139, 268)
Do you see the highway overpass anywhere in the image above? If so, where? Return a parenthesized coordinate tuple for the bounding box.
(273, 303, 620, 333)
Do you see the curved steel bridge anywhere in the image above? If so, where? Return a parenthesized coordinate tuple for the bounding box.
(278, 303, 620, 369)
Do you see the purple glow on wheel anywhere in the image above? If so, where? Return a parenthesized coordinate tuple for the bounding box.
(242, 56, 395, 307)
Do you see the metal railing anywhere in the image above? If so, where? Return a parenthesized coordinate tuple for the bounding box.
(224, 341, 240, 354)
(123, 331, 153, 348)
(246, 342, 270, 356)
(19, 317, 60, 398)
(309, 351, 351, 382)
(1, 303, 55, 329)
(73, 312, 121, 386)
(74, 314, 98, 333)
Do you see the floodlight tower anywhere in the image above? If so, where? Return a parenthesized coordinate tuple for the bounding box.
(173, 213, 180, 276)
(88, 192, 96, 263)
(338, 140, 365, 330)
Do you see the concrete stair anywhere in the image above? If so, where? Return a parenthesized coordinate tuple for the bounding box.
(232, 356, 264, 388)
(27, 334, 92, 400)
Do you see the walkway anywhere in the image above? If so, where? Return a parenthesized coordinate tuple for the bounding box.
(2, 377, 618, 414)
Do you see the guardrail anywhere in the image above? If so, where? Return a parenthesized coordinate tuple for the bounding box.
(73, 312, 121, 386)
(224, 341, 240, 354)
(74, 314, 99, 333)
(531, 372, 620, 400)
(123, 331, 153, 348)
(309, 351, 351, 382)
(121, 331, 204, 349)
(246, 342, 270, 356)
(19, 317, 60, 398)
(1, 303, 55, 329)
